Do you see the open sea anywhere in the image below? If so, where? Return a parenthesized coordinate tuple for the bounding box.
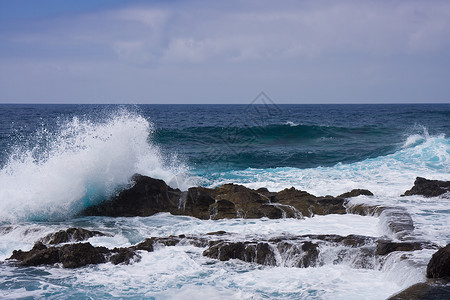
(0, 103, 449, 299)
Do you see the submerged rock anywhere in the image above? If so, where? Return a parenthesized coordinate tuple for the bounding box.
(426, 244, 450, 279)
(402, 177, 450, 197)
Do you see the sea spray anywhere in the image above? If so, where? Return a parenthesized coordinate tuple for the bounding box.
(0, 109, 193, 223)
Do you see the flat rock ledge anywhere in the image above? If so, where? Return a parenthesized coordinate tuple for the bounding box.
(6, 228, 438, 270)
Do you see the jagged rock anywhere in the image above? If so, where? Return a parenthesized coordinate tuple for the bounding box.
(403, 177, 450, 197)
(9, 242, 109, 268)
(82, 174, 182, 217)
(427, 244, 450, 279)
(58, 243, 108, 268)
(338, 189, 374, 198)
(41, 227, 108, 245)
(375, 241, 436, 256)
(271, 187, 347, 217)
(10, 242, 60, 267)
(80, 174, 372, 220)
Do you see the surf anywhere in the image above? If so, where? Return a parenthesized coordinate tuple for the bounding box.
(0, 109, 192, 223)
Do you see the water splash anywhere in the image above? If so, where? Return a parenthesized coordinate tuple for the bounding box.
(0, 109, 193, 223)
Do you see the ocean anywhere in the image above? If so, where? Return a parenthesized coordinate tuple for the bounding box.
(0, 103, 449, 299)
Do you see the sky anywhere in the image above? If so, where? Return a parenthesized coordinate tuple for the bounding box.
(0, 0, 450, 104)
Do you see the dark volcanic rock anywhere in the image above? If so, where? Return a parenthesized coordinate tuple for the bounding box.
(403, 177, 450, 197)
(59, 243, 108, 268)
(82, 174, 182, 217)
(388, 281, 450, 300)
(338, 189, 374, 198)
(272, 187, 347, 217)
(79, 174, 367, 219)
(10, 242, 60, 267)
(9, 242, 108, 268)
(110, 247, 139, 265)
(42, 227, 108, 245)
(375, 241, 436, 256)
(427, 244, 450, 279)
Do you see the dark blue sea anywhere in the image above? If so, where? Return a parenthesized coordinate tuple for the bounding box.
(0, 104, 449, 299)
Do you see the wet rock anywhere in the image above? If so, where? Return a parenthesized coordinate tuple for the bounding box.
(276, 241, 319, 268)
(338, 189, 374, 198)
(204, 241, 247, 261)
(9, 242, 109, 268)
(210, 199, 237, 219)
(80, 174, 360, 219)
(375, 241, 435, 256)
(110, 248, 139, 265)
(9, 242, 60, 267)
(206, 231, 227, 236)
(42, 227, 108, 245)
(272, 187, 347, 217)
(181, 187, 216, 219)
(427, 244, 450, 279)
(388, 281, 450, 299)
(82, 174, 182, 217)
(403, 177, 450, 197)
(59, 243, 108, 268)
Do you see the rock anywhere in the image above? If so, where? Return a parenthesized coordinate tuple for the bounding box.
(41, 227, 108, 245)
(9, 242, 60, 267)
(204, 241, 247, 261)
(110, 247, 139, 265)
(58, 243, 108, 268)
(80, 174, 359, 220)
(338, 189, 374, 198)
(182, 187, 216, 219)
(388, 281, 450, 299)
(9, 242, 108, 268)
(82, 174, 182, 217)
(276, 241, 319, 267)
(272, 187, 347, 217)
(403, 177, 450, 197)
(427, 244, 450, 279)
(375, 241, 436, 256)
(209, 199, 237, 219)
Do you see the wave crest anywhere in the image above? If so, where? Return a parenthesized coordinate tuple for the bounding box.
(0, 109, 192, 223)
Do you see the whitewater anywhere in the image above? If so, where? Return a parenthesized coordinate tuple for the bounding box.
(0, 104, 449, 299)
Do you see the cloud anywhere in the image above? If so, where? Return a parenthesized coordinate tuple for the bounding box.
(1, 0, 450, 103)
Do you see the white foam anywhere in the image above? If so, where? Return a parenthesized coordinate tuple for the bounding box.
(111, 213, 382, 240)
(0, 110, 194, 222)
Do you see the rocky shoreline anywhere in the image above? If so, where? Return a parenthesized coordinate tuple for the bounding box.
(3, 175, 450, 298)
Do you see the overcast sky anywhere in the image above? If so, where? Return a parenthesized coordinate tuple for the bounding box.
(1, 0, 449, 104)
